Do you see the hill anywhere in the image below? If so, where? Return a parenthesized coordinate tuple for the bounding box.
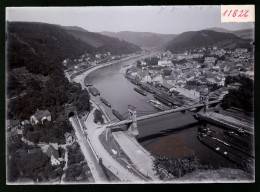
(205, 27, 254, 40)
(65, 28, 141, 55)
(205, 27, 232, 33)
(232, 29, 254, 40)
(100, 31, 177, 49)
(7, 22, 97, 70)
(165, 30, 249, 53)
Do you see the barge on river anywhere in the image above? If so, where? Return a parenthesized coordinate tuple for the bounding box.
(112, 109, 125, 121)
(100, 97, 111, 107)
(154, 94, 172, 107)
(134, 87, 146, 96)
(140, 83, 154, 94)
(89, 87, 100, 96)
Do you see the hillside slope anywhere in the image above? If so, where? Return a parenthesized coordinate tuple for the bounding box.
(205, 27, 254, 40)
(165, 30, 248, 53)
(7, 22, 96, 70)
(65, 27, 141, 55)
(232, 29, 254, 40)
(100, 31, 177, 49)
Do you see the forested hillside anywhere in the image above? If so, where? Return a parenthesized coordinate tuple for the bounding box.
(65, 27, 141, 55)
(165, 30, 249, 53)
(7, 22, 91, 142)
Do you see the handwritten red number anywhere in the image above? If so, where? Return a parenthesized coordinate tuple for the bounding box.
(243, 10, 249, 17)
(228, 10, 232, 16)
(223, 10, 228, 16)
(238, 10, 243, 17)
(233, 10, 238, 17)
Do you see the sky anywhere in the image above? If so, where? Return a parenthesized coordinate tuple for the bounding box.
(6, 6, 254, 34)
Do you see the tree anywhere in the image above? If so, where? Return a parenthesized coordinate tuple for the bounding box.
(136, 60, 142, 68)
(163, 69, 172, 76)
(221, 76, 253, 112)
(94, 109, 104, 124)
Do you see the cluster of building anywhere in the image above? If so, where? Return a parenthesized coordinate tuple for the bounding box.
(7, 109, 51, 143)
(127, 46, 253, 100)
(63, 51, 145, 73)
(7, 109, 75, 167)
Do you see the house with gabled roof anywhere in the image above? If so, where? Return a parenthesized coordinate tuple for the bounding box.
(30, 109, 51, 125)
(42, 143, 61, 166)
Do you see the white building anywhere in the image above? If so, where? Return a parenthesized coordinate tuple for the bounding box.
(204, 57, 217, 64)
(158, 60, 173, 67)
(51, 155, 60, 166)
(141, 61, 147, 66)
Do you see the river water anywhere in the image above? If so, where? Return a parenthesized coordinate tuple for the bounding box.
(85, 56, 233, 168)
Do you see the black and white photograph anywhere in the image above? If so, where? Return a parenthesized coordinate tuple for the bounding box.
(5, 6, 255, 184)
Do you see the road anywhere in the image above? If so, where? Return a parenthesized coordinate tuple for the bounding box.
(83, 100, 149, 182)
(69, 116, 108, 183)
(6, 92, 27, 102)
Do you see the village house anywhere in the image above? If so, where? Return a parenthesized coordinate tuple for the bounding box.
(42, 143, 62, 166)
(140, 60, 147, 66)
(153, 74, 164, 84)
(158, 59, 173, 67)
(204, 57, 217, 65)
(64, 132, 75, 143)
(30, 109, 51, 125)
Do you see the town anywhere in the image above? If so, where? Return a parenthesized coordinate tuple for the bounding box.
(6, 6, 255, 184)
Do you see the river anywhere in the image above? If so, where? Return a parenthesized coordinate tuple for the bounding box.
(85, 56, 234, 168)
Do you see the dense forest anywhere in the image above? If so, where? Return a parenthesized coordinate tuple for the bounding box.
(165, 30, 250, 53)
(7, 22, 95, 144)
(6, 21, 102, 182)
(6, 22, 95, 120)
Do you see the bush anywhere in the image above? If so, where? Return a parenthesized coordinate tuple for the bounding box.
(67, 142, 85, 166)
(93, 109, 104, 124)
(154, 155, 200, 179)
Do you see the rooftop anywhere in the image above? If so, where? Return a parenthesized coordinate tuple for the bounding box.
(33, 109, 51, 120)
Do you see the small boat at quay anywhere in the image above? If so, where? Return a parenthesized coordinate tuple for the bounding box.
(134, 87, 146, 96)
(100, 97, 111, 107)
(149, 100, 165, 111)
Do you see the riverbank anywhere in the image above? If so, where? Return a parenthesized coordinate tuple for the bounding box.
(66, 53, 148, 84)
(68, 53, 160, 182)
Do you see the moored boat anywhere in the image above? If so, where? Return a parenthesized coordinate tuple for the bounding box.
(154, 94, 172, 107)
(134, 87, 146, 96)
(100, 97, 111, 107)
(112, 109, 125, 121)
(149, 100, 164, 111)
(89, 87, 98, 96)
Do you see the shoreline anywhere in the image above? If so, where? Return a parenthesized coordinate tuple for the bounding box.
(67, 53, 148, 84)
(68, 52, 159, 181)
